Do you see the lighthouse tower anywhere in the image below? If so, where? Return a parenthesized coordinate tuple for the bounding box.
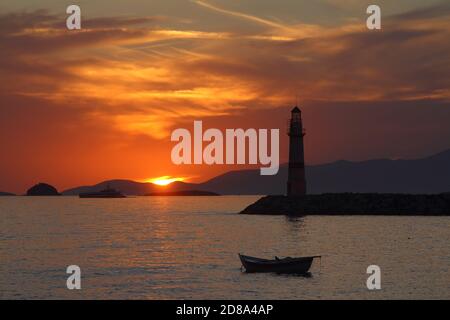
(287, 106, 306, 196)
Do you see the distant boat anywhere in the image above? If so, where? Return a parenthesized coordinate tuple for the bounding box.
(79, 185, 126, 198)
(239, 254, 320, 274)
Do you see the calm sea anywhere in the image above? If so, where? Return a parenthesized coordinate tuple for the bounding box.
(0, 196, 449, 299)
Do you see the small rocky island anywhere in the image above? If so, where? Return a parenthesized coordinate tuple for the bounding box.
(26, 183, 60, 196)
(240, 193, 450, 216)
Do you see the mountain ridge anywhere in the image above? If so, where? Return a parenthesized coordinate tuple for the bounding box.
(61, 148, 450, 195)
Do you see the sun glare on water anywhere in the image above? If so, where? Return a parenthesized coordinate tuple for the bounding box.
(147, 176, 186, 186)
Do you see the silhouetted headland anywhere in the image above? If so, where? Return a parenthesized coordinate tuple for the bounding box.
(145, 190, 219, 196)
(26, 183, 60, 196)
(0, 191, 15, 196)
(240, 193, 450, 216)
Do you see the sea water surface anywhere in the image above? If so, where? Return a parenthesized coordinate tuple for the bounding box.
(0, 196, 449, 299)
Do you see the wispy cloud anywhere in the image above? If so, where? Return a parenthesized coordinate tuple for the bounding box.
(1, 4, 449, 142)
(192, 0, 294, 31)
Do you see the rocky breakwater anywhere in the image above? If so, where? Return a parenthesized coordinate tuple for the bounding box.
(240, 193, 450, 216)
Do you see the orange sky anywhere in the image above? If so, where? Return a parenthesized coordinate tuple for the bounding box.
(1, 1, 450, 193)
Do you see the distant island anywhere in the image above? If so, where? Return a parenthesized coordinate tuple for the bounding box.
(0, 191, 15, 196)
(240, 193, 450, 216)
(26, 183, 60, 196)
(145, 190, 219, 196)
(62, 180, 219, 197)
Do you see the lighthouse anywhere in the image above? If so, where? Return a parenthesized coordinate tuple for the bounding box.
(287, 106, 306, 196)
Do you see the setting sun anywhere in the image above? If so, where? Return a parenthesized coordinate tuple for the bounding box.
(147, 176, 186, 186)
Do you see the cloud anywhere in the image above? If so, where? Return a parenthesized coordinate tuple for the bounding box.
(0, 4, 449, 142)
(392, 2, 450, 21)
(192, 0, 293, 31)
